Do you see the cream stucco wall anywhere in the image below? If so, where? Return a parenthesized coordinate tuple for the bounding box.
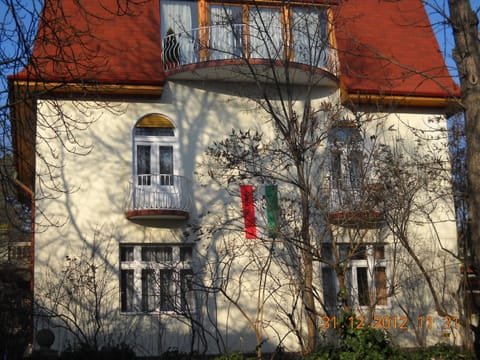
(32, 81, 461, 356)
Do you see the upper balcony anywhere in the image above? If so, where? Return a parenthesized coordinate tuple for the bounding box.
(160, 3, 338, 86)
(325, 181, 384, 228)
(125, 175, 191, 220)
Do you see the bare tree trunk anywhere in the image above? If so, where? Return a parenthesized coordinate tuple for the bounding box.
(448, 0, 480, 355)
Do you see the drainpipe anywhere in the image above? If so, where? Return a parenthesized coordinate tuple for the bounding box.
(13, 172, 34, 347)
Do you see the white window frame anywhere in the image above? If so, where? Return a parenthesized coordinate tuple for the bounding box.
(134, 129, 181, 179)
(321, 243, 389, 311)
(347, 244, 389, 309)
(120, 244, 194, 314)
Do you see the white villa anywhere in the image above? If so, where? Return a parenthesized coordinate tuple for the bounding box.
(8, 0, 463, 357)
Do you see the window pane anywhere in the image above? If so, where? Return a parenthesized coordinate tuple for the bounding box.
(141, 246, 173, 262)
(159, 146, 174, 185)
(121, 270, 134, 312)
(135, 127, 174, 136)
(292, 8, 328, 66)
(322, 267, 337, 310)
(180, 246, 193, 262)
(160, 270, 175, 311)
(180, 269, 194, 311)
(142, 269, 159, 312)
(120, 246, 134, 261)
(357, 267, 369, 306)
(320, 243, 333, 261)
(137, 145, 151, 185)
(161, 0, 198, 36)
(210, 5, 244, 60)
(161, 0, 198, 65)
(249, 8, 282, 59)
(352, 244, 367, 260)
(375, 267, 387, 306)
(374, 245, 385, 260)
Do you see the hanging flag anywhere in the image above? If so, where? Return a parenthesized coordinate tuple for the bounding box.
(240, 184, 256, 239)
(265, 184, 279, 238)
(240, 184, 280, 239)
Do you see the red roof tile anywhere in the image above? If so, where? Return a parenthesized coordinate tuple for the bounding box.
(12, 0, 164, 86)
(334, 0, 460, 98)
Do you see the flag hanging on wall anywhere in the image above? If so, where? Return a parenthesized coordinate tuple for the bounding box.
(240, 184, 279, 239)
(240, 184, 256, 239)
(265, 184, 279, 238)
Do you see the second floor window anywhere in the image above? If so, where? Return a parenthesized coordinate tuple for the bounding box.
(329, 126, 364, 190)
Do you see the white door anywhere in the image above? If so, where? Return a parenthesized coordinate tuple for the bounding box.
(135, 143, 175, 209)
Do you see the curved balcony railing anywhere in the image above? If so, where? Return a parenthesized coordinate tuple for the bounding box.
(125, 175, 191, 220)
(162, 24, 335, 73)
(324, 180, 384, 227)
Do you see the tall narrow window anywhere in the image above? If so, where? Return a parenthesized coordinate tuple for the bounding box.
(329, 126, 363, 189)
(249, 7, 282, 59)
(210, 5, 244, 60)
(137, 145, 151, 185)
(159, 146, 174, 185)
(120, 270, 134, 312)
(141, 269, 159, 312)
(160, 269, 175, 311)
(292, 7, 328, 66)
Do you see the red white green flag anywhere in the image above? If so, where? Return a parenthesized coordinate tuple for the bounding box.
(240, 184, 279, 239)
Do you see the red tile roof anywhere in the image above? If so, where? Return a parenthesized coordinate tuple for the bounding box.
(12, 0, 459, 98)
(12, 0, 164, 86)
(334, 0, 460, 98)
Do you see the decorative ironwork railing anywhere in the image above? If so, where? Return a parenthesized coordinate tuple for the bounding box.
(325, 180, 384, 216)
(125, 175, 191, 215)
(162, 24, 335, 72)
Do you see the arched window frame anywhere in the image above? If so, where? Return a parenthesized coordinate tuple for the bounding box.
(133, 114, 181, 187)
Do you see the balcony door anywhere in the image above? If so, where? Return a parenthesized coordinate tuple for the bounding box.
(134, 115, 179, 210)
(136, 144, 174, 187)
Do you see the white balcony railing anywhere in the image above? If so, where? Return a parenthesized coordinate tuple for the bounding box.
(162, 24, 334, 72)
(125, 175, 191, 218)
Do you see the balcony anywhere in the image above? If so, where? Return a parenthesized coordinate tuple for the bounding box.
(161, 24, 338, 86)
(325, 182, 384, 228)
(125, 175, 191, 220)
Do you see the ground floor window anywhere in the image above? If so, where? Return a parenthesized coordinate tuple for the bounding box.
(322, 243, 388, 310)
(120, 244, 194, 313)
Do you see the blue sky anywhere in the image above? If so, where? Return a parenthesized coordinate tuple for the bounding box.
(426, 0, 480, 83)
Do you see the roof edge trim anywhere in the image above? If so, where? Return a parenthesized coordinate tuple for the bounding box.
(342, 92, 461, 111)
(11, 80, 164, 98)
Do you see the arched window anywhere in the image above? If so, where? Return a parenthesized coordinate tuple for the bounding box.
(134, 114, 178, 187)
(126, 114, 190, 220)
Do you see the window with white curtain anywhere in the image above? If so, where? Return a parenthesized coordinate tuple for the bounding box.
(249, 7, 282, 59)
(160, 2, 330, 66)
(210, 5, 244, 60)
(161, 0, 199, 65)
(292, 7, 328, 67)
